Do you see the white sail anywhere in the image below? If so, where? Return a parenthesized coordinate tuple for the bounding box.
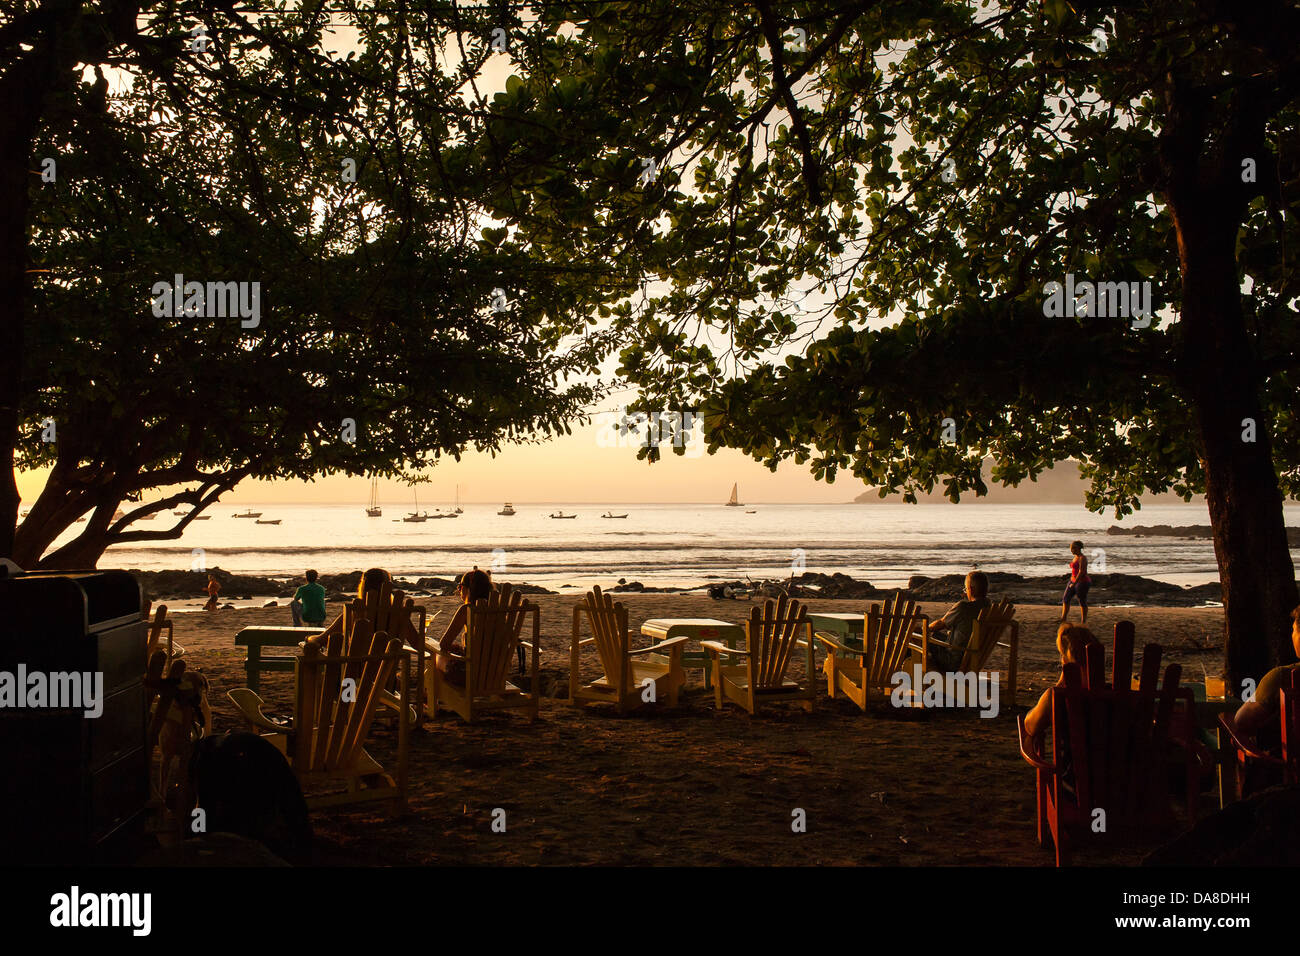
(726, 483, 741, 506)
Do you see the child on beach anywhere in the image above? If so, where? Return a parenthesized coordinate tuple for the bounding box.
(1061, 540, 1091, 625)
(430, 567, 494, 686)
(291, 569, 327, 628)
(203, 574, 221, 611)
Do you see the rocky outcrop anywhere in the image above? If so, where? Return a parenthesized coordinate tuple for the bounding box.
(903, 572, 1223, 607)
(1107, 524, 1300, 546)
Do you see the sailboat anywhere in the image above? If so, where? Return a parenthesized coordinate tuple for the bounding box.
(454, 484, 463, 514)
(403, 487, 428, 522)
(366, 477, 382, 517)
(725, 483, 742, 507)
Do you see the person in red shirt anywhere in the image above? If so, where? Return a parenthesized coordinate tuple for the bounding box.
(1060, 540, 1091, 625)
(203, 574, 221, 611)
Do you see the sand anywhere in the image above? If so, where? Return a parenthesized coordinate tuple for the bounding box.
(169, 594, 1227, 865)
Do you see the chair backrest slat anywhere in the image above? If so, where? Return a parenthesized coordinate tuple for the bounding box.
(584, 586, 630, 689)
(746, 596, 808, 690)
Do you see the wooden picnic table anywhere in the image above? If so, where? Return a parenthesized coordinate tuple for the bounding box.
(640, 618, 746, 688)
(234, 625, 324, 692)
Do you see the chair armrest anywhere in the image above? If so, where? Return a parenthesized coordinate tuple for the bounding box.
(1016, 715, 1055, 772)
(573, 637, 595, 647)
(701, 640, 749, 657)
(1217, 712, 1281, 764)
(227, 688, 292, 735)
(636, 635, 691, 654)
(815, 632, 859, 654)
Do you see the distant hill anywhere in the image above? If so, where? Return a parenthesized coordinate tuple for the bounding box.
(850, 460, 1201, 505)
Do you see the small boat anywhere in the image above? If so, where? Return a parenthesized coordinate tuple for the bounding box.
(192, 515, 211, 520)
(403, 488, 427, 522)
(173, 510, 187, 516)
(745, 509, 757, 514)
(366, 476, 382, 517)
(233, 510, 262, 518)
(601, 512, 628, 519)
(725, 483, 742, 507)
(498, 502, 516, 516)
(550, 511, 577, 519)
(255, 518, 281, 525)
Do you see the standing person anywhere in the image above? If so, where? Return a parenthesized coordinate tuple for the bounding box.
(291, 569, 327, 628)
(1061, 540, 1091, 625)
(203, 574, 221, 611)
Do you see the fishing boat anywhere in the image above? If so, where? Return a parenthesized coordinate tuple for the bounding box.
(498, 502, 516, 516)
(454, 484, 463, 514)
(366, 476, 382, 517)
(725, 483, 742, 507)
(233, 509, 262, 518)
(255, 518, 281, 525)
(550, 511, 577, 519)
(601, 512, 628, 518)
(192, 515, 211, 520)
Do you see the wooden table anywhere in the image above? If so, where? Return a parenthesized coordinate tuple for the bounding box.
(808, 611, 865, 659)
(234, 626, 324, 691)
(641, 618, 746, 688)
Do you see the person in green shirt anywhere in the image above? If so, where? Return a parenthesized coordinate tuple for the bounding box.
(927, 570, 991, 672)
(1232, 604, 1300, 748)
(291, 569, 327, 628)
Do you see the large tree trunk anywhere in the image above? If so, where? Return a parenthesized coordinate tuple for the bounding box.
(0, 68, 44, 559)
(1171, 189, 1299, 697)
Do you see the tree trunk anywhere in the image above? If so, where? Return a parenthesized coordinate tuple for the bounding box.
(1172, 198, 1300, 697)
(0, 70, 43, 559)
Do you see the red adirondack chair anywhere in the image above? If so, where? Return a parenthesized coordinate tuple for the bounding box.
(1018, 630, 1195, 866)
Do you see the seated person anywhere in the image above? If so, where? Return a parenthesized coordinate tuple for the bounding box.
(317, 567, 395, 640)
(291, 569, 328, 628)
(1230, 604, 1300, 750)
(429, 567, 494, 686)
(926, 570, 991, 672)
(1023, 623, 1103, 749)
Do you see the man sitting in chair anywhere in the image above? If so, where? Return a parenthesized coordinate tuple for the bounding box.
(1231, 604, 1300, 748)
(926, 570, 991, 673)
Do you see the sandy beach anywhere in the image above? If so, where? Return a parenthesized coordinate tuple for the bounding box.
(170, 592, 1228, 866)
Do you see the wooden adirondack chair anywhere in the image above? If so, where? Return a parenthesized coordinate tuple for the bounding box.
(426, 585, 540, 723)
(1217, 668, 1300, 803)
(702, 596, 816, 715)
(570, 586, 688, 713)
(908, 598, 1018, 706)
(144, 601, 184, 664)
(324, 581, 427, 725)
(818, 591, 927, 711)
(1017, 640, 1192, 866)
(227, 620, 409, 812)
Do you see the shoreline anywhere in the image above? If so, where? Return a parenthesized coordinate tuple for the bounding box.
(135, 566, 1238, 612)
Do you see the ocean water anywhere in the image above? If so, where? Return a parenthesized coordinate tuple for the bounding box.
(93, 501, 1298, 591)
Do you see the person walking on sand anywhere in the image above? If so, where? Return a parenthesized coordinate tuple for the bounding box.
(1061, 540, 1091, 625)
(203, 574, 221, 611)
(291, 569, 327, 628)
